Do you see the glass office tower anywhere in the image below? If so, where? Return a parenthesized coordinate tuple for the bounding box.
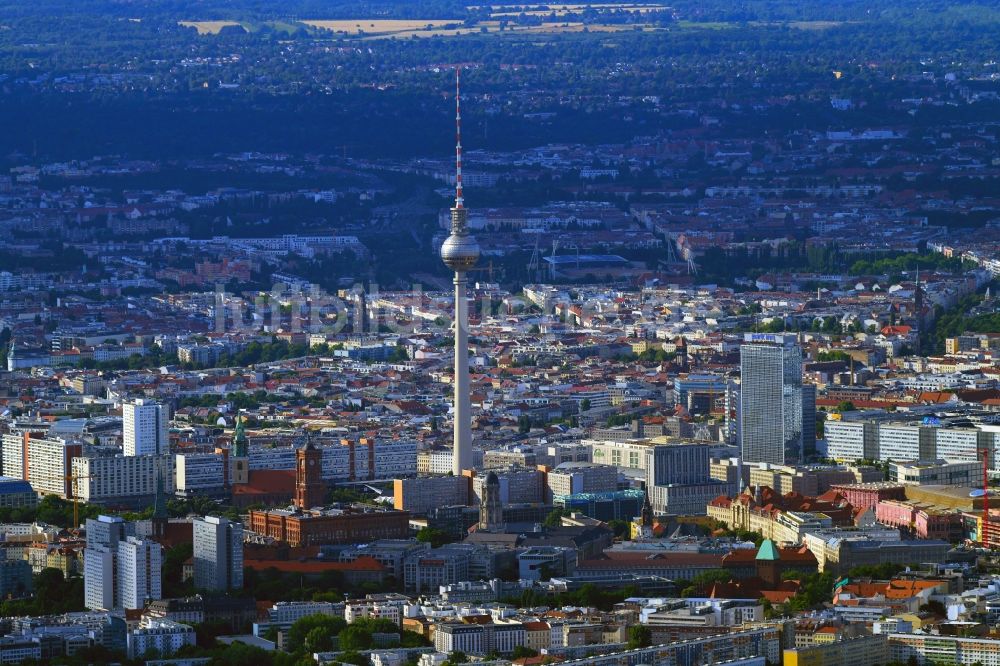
(739, 335, 805, 465)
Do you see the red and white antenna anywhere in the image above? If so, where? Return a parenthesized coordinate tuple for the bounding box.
(454, 66, 464, 210)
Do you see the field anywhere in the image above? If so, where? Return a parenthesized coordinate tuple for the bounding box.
(178, 20, 243, 35)
(303, 19, 462, 36)
(470, 3, 669, 14)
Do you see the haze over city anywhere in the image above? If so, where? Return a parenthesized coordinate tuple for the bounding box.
(1, 1, 1000, 665)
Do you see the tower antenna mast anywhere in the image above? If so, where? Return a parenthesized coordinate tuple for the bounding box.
(440, 66, 480, 476)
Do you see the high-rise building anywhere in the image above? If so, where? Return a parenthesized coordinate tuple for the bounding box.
(193, 516, 244, 591)
(439, 68, 479, 476)
(84, 516, 159, 610)
(86, 515, 132, 550)
(2, 431, 82, 498)
(644, 443, 732, 515)
(123, 399, 169, 457)
(117, 537, 162, 610)
(84, 546, 116, 611)
(739, 335, 804, 465)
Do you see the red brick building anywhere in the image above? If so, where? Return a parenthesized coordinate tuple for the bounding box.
(247, 505, 410, 547)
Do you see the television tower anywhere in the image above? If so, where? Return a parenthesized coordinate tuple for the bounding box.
(440, 67, 479, 476)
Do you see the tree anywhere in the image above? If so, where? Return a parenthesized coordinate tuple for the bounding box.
(285, 614, 346, 654)
(919, 599, 946, 617)
(444, 651, 468, 666)
(518, 414, 532, 433)
(543, 508, 565, 528)
(305, 626, 335, 652)
(512, 646, 539, 659)
(415, 527, 452, 548)
(628, 625, 652, 649)
(608, 519, 631, 539)
(580, 398, 591, 412)
(338, 625, 373, 651)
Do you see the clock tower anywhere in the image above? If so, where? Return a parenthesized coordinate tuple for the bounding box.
(294, 438, 326, 510)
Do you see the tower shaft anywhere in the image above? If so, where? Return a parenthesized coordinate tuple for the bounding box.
(453, 270, 472, 475)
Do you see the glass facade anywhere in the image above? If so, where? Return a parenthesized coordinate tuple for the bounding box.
(740, 340, 803, 465)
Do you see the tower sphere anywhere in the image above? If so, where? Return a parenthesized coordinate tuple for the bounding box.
(441, 231, 480, 271)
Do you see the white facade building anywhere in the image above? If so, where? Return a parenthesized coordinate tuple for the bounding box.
(117, 537, 162, 610)
(175, 452, 226, 496)
(72, 454, 175, 503)
(123, 399, 169, 457)
(127, 619, 196, 659)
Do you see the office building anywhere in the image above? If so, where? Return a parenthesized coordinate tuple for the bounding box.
(739, 335, 805, 465)
(546, 462, 618, 500)
(84, 516, 161, 611)
(84, 547, 116, 611)
(393, 475, 469, 515)
(0, 476, 37, 508)
(645, 443, 733, 515)
(0, 559, 32, 599)
(471, 467, 543, 506)
(123, 399, 169, 457)
(86, 515, 132, 550)
(434, 622, 527, 657)
(175, 452, 226, 497)
(888, 633, 1000, 666)
(554, 489, 645, 522)
(826, 420, 997, 469)
(889, 459, 984, 485)
(193, 516, 244, 591)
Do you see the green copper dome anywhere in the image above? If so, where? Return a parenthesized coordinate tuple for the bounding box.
(756, 539, 781, 561)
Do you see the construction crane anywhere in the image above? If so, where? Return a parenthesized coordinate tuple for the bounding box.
(33, 474, 96, 527)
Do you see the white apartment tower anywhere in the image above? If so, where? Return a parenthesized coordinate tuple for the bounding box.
(117, 537, 162, 610)
(123, 399, 169, 456)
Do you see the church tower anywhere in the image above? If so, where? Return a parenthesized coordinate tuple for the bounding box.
(478, 471, 503, 532)
(231, 413, 249, 486)
(294, 437, 326, 510)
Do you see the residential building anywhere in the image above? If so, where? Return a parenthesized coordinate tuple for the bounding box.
(72, 454, 175, 505)
(123, 399, 170, 457)
(117, 537, 162, 610)
(784, 635, 889, 666)
(127, 619, 196, 660)
(193, 516, 244, 591)
(888, 632, 1000, 666)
